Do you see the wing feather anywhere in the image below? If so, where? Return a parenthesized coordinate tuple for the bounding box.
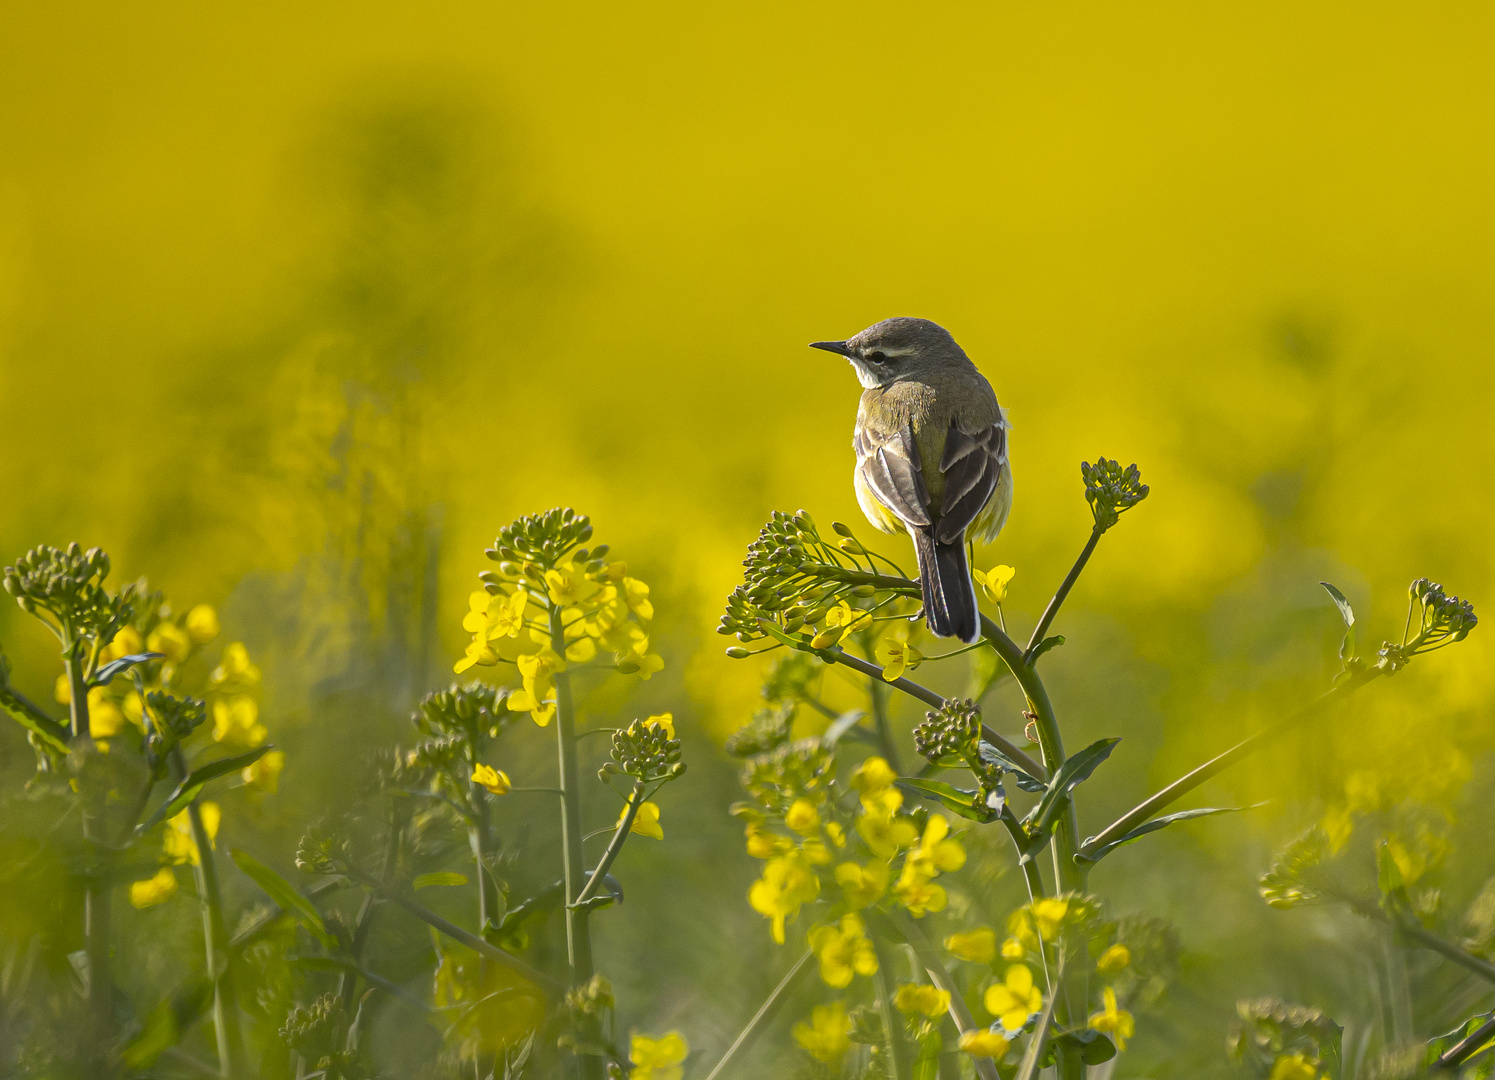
(856, 423, 932, 529)
(937, 419, 1005, 544)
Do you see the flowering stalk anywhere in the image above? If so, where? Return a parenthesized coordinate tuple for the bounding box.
(575, 780, 644, 906)
(186, 797, 244, 1079)
(1022, 525, 1101, 663)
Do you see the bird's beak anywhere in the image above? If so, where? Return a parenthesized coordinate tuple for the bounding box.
(809, 340, 855, 358)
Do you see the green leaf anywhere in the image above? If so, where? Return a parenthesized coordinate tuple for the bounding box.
(1052, 1029, 1116, 1065)
(1078, 804, 1265, 863)
(1320, 582, 1355, 627)
(911, 1029, 941, 1080)
(230, 848, 337, 950)
(89, 652, 163, 688)
(1021, 738, 1120, 859)
(0, 695, 69, 755)
(120, 977, 213, 1069)
(898, 777, 993, 822)
(1377, 840, 1404, 896)
(978, 741, 1046, 793)
(139, 746, 272, 831)
(414, 872, 469, 890)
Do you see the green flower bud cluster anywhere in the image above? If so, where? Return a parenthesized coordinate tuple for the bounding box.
(1081, 459, 1149, 533)
(3, 542, 136, 644)
(413, 682, 512, 741)
(914, 698, 1004, 811)
(1408, 577, 1477, 650)
(761, 652, 823, 705)
(1227, 998, 1341, 1080)
(607, 718, 684, 782)
(724, 703, 795, 758)
(296, 826, 353, 876)
(142, 690, 206, 766)
(740, 737, 835, 815)
(565, 973, 615, 1019)
(484, 507, 598, 575)
(1258, 827, 1328, 910)
(280, 993, 362, 1077)
(719, 510, 895, 648)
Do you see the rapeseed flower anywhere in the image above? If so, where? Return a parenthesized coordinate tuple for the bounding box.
(973, 565, 1015, 605)
(875, 625, 923, 682)
(623, 801, 663, 839)
(1087, 986, 1135, 1049)
(959, 1028, 1011, 1060)
(243, 748, 285, 793)
(629, 1031, 688, 1080)
(508, 649, 566, 726)
(749, 849, 820, 943)
(984, 965, 1043, 1031)
(185, 604, 220, 644)
(785, 798, 820, 835)
(1096, 943, 1131, 976)
(129, 867, 178, 909)
(792, 1002, 850, 1066)
(834, 859, 889, 908)
(1268, 1053, 1318, 1080)
(894, 983, 950, 1018)
(945, 926, 998, 963)
(808, 913, 877, 987)
(471, 763, 512, 795)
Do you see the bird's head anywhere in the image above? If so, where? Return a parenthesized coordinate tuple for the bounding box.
(809, 317, 969, 388)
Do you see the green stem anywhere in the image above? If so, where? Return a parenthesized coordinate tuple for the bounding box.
(1336, 892, 1495, 986)
(187, 799, 244, 1080)
(999, 808, 1053, 992)
(883, 910, 1000, 1080)
(871, 939, 911, 1080)
(1023, 527, 1102, 662)
(1080, 671, 1379, 859)
(549, 606, 600, 1080)
(702, 949, 814, 1080)
(575, 781, 644, 907)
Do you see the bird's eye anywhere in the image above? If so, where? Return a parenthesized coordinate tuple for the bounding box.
(866, 350, 889, 364)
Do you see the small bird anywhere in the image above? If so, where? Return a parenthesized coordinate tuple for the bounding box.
(811, 318, 1011, 643)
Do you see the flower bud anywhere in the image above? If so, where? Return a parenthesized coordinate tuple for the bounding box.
(725, 646, 751, 659)
(831, 521, 854, 537)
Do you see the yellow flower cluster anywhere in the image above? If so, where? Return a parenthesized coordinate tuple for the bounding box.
(792, 1002, 851, 1066)
(893, 814, 965, 916)
(749, 847, 821, 944)
(130, 803, 222, 909)
(455, 555, 662, 725)
(1001, 896, 1072, 958)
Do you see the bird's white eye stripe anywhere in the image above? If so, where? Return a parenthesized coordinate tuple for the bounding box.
(866, 346, 917, 359)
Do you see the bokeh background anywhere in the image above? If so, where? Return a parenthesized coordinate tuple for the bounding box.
(2, 3, 1494, 1076)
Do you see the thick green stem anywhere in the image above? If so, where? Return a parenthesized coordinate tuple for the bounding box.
(549, 606, 600, 1080)
(187, 800, 244, 1080)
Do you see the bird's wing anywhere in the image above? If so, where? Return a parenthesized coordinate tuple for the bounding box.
(936, 415, 1005, 545)
(854, 422, 932, 529)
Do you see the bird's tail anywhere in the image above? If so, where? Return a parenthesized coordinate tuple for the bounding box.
(912, 528, 980, 643)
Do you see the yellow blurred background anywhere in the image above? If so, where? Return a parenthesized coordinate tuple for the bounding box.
(2, 2, 1493, 1070)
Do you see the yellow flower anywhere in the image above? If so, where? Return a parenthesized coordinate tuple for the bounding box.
(629, 1030, 688, 1080)
(808, 914, 878, 988)
(1031, 897, 1069, 941)
(984, 965, 1043, 1032)
(1269, 1052, 1319, 1080)
(895, 877, 948, 917)
(623, 577, 654, 621)
(453, 637, 497, 674)
(895, 815, 964, 915)
(209, 642, 261, 689)
(485, 589, 529, 640)
(745, 825, 788, 859)
(973, 564, 1016, 605)
(894, 983, 950, 1018)
(147, 622, 192, 664)
(785, 798, 820, 835)
(834, 860, 889, 908)
(959, 1028, 1012, 1059)
(616, 647, 665, 680)
(858, 805, 919, 861)
(825, 821, 845, 847)
(471, 763, 512, 795)
(749, 849, 820, 943)
(243, 749, 286, 793)
(624, 801, 663, 839)
(1086, 986, 1135, 1050)
(212, 695, 265, 745)
(53, 674, 71, 704)
(508, 649, 566, 726)
(565, 636, 598, 663)
(850, 756, 898, 796)
(129, 867, 178, 909)
(874, 628, 923, 682)
(164, 803, 220, 867)
(1320, 803, 1353, 854)
(645, 712, 675, 738)
(185, 604, 221, 644)
(545, 563, 599, 608)
(1096, 943, 1131, 976)
(945, 927, 998, 964)
(809, 601, 872, 649)
(792, 1002, 850, 1066)
(1000, 937, 1026, 960)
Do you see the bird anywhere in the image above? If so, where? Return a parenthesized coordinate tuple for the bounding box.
(810, 317, 1010, 644)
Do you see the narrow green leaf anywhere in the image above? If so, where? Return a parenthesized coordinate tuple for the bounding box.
(898, 777, 993, 822)
(1023, 737, 1120, 842)
(120, 977, 213, 1069)
(823, 709, 869, 745)
(230, 848, 337, 950)
(413, 871, 469, 890)
(1320, 581, 1355, 628)
(89, 652, 164, 688)
(1028, 635, 1065, 663)
(0, 695, 69, 755)
(139, 746, 271, 831)
(1377, 840, 1404, 896)
(1078, 804, 1264, 863)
